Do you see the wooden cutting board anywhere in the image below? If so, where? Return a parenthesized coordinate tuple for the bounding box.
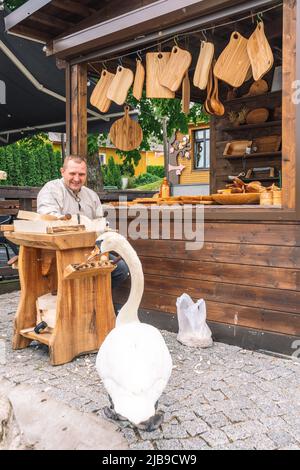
(133, 59, 145, 100)
(193, 41, 215, 90)
(146, 52, 175, 98)
(182, 72, 190, 114)
(109, 106, 143, 151)
(247, 21, 274, 81)
(160, 46, 192, 91)
(214, 32, 251, 87)
(107, 66, 134, 105)
(90, 69, 115, 113)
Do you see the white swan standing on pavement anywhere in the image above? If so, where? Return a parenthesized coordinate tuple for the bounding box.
(95, 231, 173, 431)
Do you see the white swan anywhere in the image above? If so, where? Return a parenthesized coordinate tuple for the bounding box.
(95, 231, 173, 431)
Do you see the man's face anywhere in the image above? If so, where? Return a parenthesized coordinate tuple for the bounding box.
(61, 160, 87, 193)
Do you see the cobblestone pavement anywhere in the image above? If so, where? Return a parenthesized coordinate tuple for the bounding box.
(1, 291, 300, 450)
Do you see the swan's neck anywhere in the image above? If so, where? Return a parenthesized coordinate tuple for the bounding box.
(113, 242, 144, 326)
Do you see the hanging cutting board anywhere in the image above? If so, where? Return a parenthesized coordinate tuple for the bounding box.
(160, 46, 192, 92)
(247, 21, 274, 81)
(193, 41, 215, 90)
(214, 32, 251, 87)
(90, 69, 115, 113)
(182, 72, 190, 115)
(133, 59, 145, 100)
(107, 66, 134, 105)
(146, 52, 175, 98)
(109, 106, 143, 151)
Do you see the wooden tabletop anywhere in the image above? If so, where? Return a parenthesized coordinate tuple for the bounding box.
(5, 231, 97, 250)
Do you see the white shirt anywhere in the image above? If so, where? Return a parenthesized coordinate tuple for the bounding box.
(37, 178, 103, 219)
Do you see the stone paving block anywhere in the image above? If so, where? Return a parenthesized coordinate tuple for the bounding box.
(161, 422, 189, 439)
(202, 412, 229, 428)
(130, 441, 155, 450)
(173, 407, 196, 422)
(156, 439, 183, 450)
(222, 420, 266, 442)
(222, 408, 248, 424)
(266, 430, 296, 448)
(180, 437, 210, 450)
(183, 418, 209, 437)
(201, 429, 229, 447)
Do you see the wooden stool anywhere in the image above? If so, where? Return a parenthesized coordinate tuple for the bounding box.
(5, 231, 115, 365)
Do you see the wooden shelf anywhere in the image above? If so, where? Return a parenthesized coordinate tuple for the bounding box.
(224, 90, 282, 105)
(242, 177, 280, 183)
(20, 328, 52, 346)
(222, 121, 282, 132)
(223, 151, 282, 159)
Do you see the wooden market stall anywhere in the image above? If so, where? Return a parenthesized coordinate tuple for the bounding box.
(5, 0, 300, 355)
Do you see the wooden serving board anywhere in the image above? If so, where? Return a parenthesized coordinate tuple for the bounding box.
(182, 72, 190, 115)
(90, 69, 115, 113)
(160, 46, 192, 92)
(109, 106, 143, 151)
(223, 140, 253, 156)
(193, 41, 215, 90)
(107, 66, 134, 105)
(214, 32, 250, 87)
(247, 21, 274, 81)
(133, 59, 145, 100)
(146, 52, 175, 98)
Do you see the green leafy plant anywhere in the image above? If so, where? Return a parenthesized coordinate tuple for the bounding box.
(147, 166, 165, 178)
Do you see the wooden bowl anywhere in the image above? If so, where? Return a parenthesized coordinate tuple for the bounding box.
(246, 108, 269, 124)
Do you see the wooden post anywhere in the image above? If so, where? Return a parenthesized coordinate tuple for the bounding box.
(66, 63, 88, 158)
(282, 0, 297, 210)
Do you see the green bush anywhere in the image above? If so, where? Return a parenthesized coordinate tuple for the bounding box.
(134, 172, 160, 186)
(0, 137, 62, 187)
(101, 156, 122, 189)
(120, 161, 135, 177)
(147, 165, 165, 178)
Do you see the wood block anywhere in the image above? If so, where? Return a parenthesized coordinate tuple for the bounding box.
(46, 225, 86, 234)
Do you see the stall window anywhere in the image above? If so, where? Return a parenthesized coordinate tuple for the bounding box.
(194, 129, 210, 169)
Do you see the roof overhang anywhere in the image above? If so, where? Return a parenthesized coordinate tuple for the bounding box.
(5, 0, 277, 60)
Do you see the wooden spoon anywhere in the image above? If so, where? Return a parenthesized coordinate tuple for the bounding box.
(210, 73, 225, 116)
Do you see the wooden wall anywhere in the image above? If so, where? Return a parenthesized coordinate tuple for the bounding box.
(115, 216, 300, 351)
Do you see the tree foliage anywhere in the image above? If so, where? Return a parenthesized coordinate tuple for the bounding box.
(0, 135, 62, 186)
(4, 0, 26, 11)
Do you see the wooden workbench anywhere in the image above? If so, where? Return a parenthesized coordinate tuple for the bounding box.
(5, 231, 116, 365)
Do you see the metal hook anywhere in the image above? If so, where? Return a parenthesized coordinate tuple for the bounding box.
(174, 36, 179, 47)
(257, 12, 263, 23)
(118, 57, 123, 67)
(157, 42, 162, 53)
(202, 30, 207, 42)
(102, 61, 107, 70)
(251, 11, 255, 24)
(137, 50, 142, 62)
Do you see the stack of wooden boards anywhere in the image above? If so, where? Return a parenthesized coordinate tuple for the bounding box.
(1, 210, 106, 234)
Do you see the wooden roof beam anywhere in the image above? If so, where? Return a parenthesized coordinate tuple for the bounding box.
(32, 11, 73, 31)
(51, 0, 97, 18)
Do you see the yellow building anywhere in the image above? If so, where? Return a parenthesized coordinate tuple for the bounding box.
(49, 124, 210, 186)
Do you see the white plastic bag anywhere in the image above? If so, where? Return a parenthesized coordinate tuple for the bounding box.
(176, 293, 213, 348)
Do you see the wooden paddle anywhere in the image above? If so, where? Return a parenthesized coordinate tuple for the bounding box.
(90, 69, 115, 113)
(181, 72, 190, 115)
(193, 41, 215, 90)
(214, 32, 250, 87)
(160, 46, 192, 92)
(247, 21, 274, 81)
(133, 59, 145, 100)
(109, 106, 143, 151)
(107, 66, 134, 105)
(146, 52, 175, 98)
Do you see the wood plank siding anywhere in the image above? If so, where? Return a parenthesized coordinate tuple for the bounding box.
(114, 217, 300, 343)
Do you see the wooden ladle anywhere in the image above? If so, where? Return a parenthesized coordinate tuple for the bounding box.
(204, 65, 214, 115)
(210, 71, 225, 116)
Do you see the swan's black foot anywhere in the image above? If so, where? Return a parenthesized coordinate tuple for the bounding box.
(136, 411, 164, 432)
(103, 405, 120, 421)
